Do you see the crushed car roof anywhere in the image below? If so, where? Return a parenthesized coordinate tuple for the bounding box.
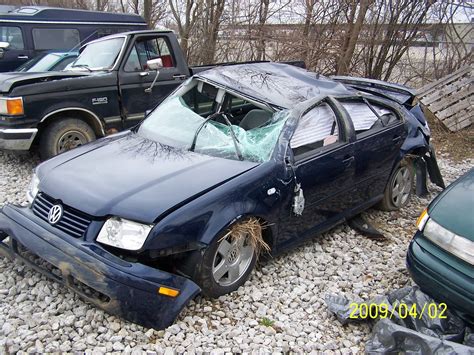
(197, 62, 351, 109)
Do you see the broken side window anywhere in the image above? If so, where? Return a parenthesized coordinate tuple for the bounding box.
(340, 100, 398, 137)
(290, 103, 339, 157)
(181, 83, 216, 116)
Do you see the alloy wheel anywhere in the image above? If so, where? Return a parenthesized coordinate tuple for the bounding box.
(391, 166, 412, 207)
(212, 233, 255, 287)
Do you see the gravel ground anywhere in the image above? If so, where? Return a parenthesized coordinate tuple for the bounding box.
(0, 149, 472, 353)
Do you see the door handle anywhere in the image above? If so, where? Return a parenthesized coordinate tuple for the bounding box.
(392, 135, 402, 143)
(17, 55, 29, 59)
(173, 74, 187, 80)
(342, 156, 354, 165)
(139, 71, 149, 77)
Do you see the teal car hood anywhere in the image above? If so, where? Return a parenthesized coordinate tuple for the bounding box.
(429, 168, 474, 241)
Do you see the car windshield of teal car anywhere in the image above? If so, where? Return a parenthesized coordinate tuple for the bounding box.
(138, 79, 289, 162)
(16, 53, 55, 72)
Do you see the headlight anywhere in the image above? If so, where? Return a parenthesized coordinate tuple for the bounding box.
(423, 218, 473, 265)
(26, 173, 40, 204)
(0, 97, 24, 115)
(97, 217, 152, 251)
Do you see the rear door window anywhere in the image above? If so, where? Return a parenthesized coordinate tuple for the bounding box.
(0, 26, 24, 49)
(32, 28, 80, 50)
(340, 100, 400, 138)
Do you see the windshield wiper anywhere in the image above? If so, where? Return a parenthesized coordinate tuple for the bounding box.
(71, 64, 92, 72)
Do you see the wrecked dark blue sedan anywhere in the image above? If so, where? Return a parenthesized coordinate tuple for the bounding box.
(0, 63, 445, 329)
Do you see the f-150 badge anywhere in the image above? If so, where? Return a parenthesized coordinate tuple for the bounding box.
(92, 97, 108, 105)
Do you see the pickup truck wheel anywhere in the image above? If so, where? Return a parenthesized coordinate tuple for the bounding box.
(40, 118, 96, 160)
(378, 159, 414, 211)
(189, 225, 257, 298)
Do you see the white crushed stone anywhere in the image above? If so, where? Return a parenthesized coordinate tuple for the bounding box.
(0, 150, 471, 353)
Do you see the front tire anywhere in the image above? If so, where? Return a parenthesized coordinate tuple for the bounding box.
(190, 225, 257, 298)
(378, 159, 414, 211)
(39, 118, 96, 160)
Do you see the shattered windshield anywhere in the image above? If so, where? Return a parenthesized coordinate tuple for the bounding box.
(138, 79, 288, 162)
(67, 37, 124, 71)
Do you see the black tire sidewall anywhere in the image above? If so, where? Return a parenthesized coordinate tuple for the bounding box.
(40, 118, 96, 160)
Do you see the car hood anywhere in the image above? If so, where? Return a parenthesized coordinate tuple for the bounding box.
(429, 168, 474, 241)
(0, 71, 89, 93)
(38, 132, 258, 223)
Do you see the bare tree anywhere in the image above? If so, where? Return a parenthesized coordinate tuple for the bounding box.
(138, 0, 168, 27)
(301, 0, 317, 63)
(336, 0, 371, 75)
(360, 0, 434, 80)
(197, 0, 226, 63)
(169, 0, 201, 61)
(255, 0, 270, 60)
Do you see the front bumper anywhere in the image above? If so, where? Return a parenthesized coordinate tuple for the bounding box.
(0, 204, 201, 329)
(407, 232, 474, 321)
(0, 128, 37, 150)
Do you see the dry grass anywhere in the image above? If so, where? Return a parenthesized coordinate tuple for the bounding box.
(222, 217, 270, 257)
(422, 106, 473, 162)
(429, 120, 474, 162)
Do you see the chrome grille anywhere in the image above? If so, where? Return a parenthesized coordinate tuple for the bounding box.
(32, 193, 92, 238)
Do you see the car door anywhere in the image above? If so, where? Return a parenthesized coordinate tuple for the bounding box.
(0, 25, 32, 71)
(338, 98, 407, 206)
(118, 34, 187, 128)
(277, 98, 357, 247)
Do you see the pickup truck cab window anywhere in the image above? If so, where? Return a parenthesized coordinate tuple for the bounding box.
(124, 36, 175, 71)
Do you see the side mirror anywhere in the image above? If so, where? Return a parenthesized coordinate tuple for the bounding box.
(144, 58, 163, 93)
(146, 58, 163, 71)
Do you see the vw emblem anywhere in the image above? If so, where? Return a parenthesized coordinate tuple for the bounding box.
(48, 204, 63, 225)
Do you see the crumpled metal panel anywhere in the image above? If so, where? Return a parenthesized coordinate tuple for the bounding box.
(198, 62, 350, 109)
